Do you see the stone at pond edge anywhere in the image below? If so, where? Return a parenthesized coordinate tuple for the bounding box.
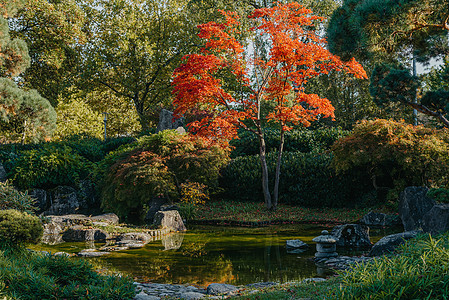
(399, 186, 434, 231)
(422, 204, 449, 234)
(144, 197, 168, 224)
(43, 222, 62, 235)
(134, 292, 160, 300)
(153, 210, 186, 231)
(179, 292, 205, 299)
(206, 283, 238, 295)
(90, 213, 119, 225)
(43, 186, 80, 215)
(286, 239, 309, 249)
(358, 211, 401, 227)
(77, 250, 110, 257)
(331, 224, 371, 249)
(62, 226, 109, 242)
(117, 232, 152, 243)
(369, 231, 420, 257)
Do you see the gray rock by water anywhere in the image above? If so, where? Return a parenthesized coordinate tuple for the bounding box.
(156, 109, 184, 133)
(206, 283, 238, 295)
(0, 162, 6, 182)
(44, 186, 80, 215)
(369, 231, 420, 257)
(62, 227, 109, 242)
(359, 211, 401, 227)
(43, 222, 63, 235)
(117, 232, 152, 243)
(286, 239, 309, 254)
(90, 213, 120, 225)
(399, 186, 435, 231)
(422, 204, 449, 234)
(179, 292, 205, 299)
(144, 197, 168, 224)
(331, 224, 372, 249)
(153, 210, 186, 231)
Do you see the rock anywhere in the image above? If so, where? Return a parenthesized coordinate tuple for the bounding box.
(162, 232, 185, 250)
(77, 250, 110, 257)
(179, 292, 205, 299)
(44, 214, 90, 226)
(206, 283, 238, 295)
(91, 213, 120, 225)
(358, 211, 401, 227)
(116, 241, 145, 249)
(369, 231, 420, 257)
(41, 234, 64, 245)
(28, 189, 49, 213)
(44, 186, 80, 215)
(134, 292, 160, 300)
(0, 162, 6, 182)
(156, 109, 184, 133)
(322, 256, 373, 270)
(144, 198, 168, 224)
(62, 227, 109, 242)
(54, 252, 71, 257)
(76, 180, 97, 212)
(422, 204, 449, 234)
(117, 232, 152, 243)
(331, 224, 371, 249)
(153, 210, 186, 231)
(399, 186, 435, 231)
(301, 278, 327, 283)
(286, 239, 309, 249)
(43, 222, 63, 235)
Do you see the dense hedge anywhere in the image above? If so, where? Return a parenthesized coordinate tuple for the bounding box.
(230, 127, 349, 158)
(220, 151, 374, 207)
(0, 181, 37, 213)
(0, 136, 135, 189)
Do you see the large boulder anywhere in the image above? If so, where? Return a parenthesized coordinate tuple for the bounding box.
(156, 109, 184, 133)
(76, 180, 98, 212)
(117, 232, 152, 243)
(62, 226, 109, 242)
(153, 210, 186, 231)
(369, 231, 420, 257)
(45, 214, 91, 227)
(422, 204, 449, 234)
(144, 197, 168, 224)
(331, 224, 372, 249)
(42, 222, 63, 235)
(44, 186, 80, 215)
(399, 186, 435, 231)
(28, 189, 49, 213)
(358, 211, 401, 227)
(286, 239, 309, 254)
(0, 162, 7, 182)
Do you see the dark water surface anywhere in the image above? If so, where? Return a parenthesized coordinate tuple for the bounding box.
(31, 224, 401, 287)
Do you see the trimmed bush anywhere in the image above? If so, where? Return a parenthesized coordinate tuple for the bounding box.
(100, 130, 229, 223)
(220, 151, 374, 207)
(0, 181, 37, 213)
(0, 209, 43, 245)
(336, 233, 449, 299)
(427, 188, 449, 203)
(332, 119, 449, 201)
(230, 127, 349, 158)
(0, 251, 135, 299)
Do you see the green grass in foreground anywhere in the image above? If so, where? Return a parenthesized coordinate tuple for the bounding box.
(232, 233, 449, 300)
(193, 200, 395, 223)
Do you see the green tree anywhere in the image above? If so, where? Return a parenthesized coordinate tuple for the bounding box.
(81, 0, 197, 131)
(0, 0, 56, 143)
(7, 0, 86, 105)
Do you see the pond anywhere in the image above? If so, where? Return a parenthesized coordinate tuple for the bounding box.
(31, 224, 401, 287)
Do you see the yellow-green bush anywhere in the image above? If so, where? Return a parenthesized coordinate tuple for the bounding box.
(332, 119, 449, 201)
(0, 181, 36, 213)
(0, 209, 43, 245)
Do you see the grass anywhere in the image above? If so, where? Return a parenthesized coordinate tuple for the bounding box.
(193, 200, 396, 224)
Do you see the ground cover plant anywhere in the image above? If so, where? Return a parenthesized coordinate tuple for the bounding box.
(190, 200, 393, 224)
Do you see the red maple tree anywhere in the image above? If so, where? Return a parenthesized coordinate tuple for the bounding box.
(172, 2, 367, 210)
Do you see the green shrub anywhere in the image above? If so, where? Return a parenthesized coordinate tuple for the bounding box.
(0, 251, 135, 299)
(427, 188, 449, 203)
(230, 127, 349, 158)
(336, 233, 449, 299)
(7, 144, 92, 189)
(0, 209, 43, 245)
(100, 130, 229, 223)
(332, 119, 449, 201)
(0, 181, 37, 213)
(220, 151, 374, 207)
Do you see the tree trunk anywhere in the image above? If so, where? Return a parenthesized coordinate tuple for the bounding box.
(272, 128, 285, 210)
(258, 133, 272, 210)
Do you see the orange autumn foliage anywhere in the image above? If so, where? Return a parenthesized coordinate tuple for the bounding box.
(172, 2, 367, 144)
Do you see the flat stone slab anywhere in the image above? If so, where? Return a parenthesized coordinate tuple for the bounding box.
(179, 292, 205, 299)
(77, 251, 110, 257)
(286, 239, 308, 249)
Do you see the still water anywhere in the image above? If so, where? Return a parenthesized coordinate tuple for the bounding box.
(32, 224, 399, 287)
